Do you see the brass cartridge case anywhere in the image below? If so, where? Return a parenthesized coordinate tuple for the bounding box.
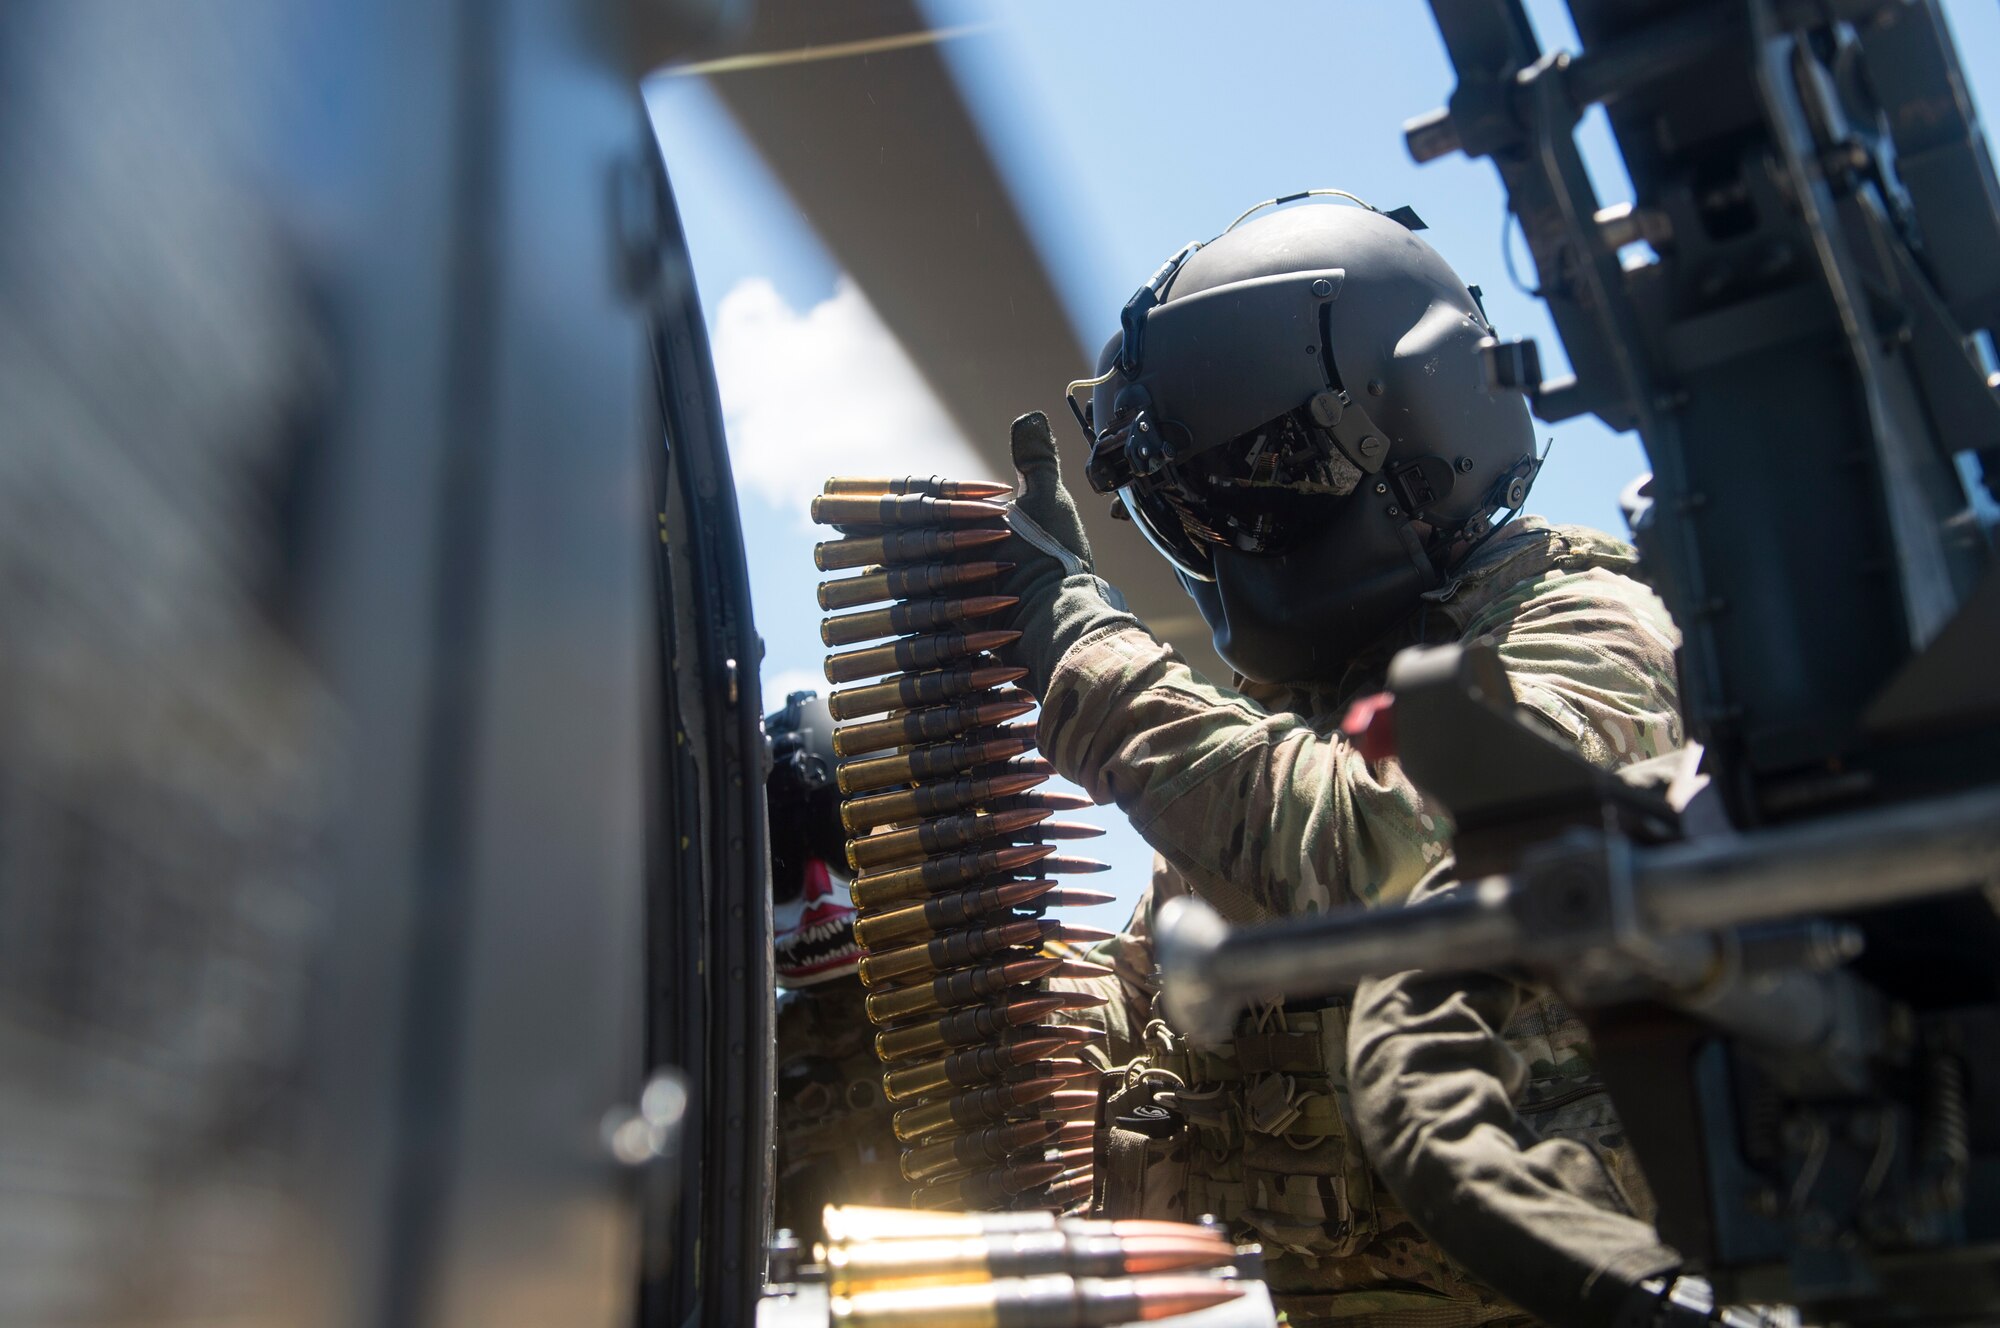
(852, 880, 1059, 952)
(890, 1076, 1065, 1143)
(846, 805, 1050, 873)
(818, 1204, 1225, 1245)
(827, 1275, 1246, 1326)
(848, 844, 1056, 911)
(896, 1120, 1064, 1185)
(863, 954, 1064, 1025)
(823, 628, 1020, 685)
(873, 994, 1074, 1065)
(839, 766, 1043, 833)
(837, 730, 1037, 796)
(833, 694, 1035, 761)
(818, 560, 1012, 613)
(811, 493, 1010, 529)
(821, 476, 1013, 500)
(858, 918, 1056, 988)
(813, 526, 1009, 573)
(880, 1031, 1094, 1102)
(910, 1160, 1066, 1212)
(820, 595, 1018, 649)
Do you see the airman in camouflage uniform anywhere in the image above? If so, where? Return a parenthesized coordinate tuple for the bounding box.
(1046, 517, 1678, 1324)
(990, 196, 1703, 1326)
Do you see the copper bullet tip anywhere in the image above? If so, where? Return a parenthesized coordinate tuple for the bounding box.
(989, 790, 1094, 814)
(956, 593, 1020, 619)
(1039, 1023, 1110, 1045)
(1043, 888, 1119, 909)
(1026, 819, 1107, 841)
(1008, 1076, 1067, 1105)
(986, 806, 1056, 837)
(1124, 1277, 1248, 1321)
(942, 527, 1012, 552)
(993, 843, 1059, 872)
(1014, 947, 1072, 974)
(1005, 1118, 1066, 1150)
(1005, 1035, 1077, 1065)
(1106, 1219, 1234, 1240)
(1002, 993, 1073, 1026)
(1041, 855, 1113, 874)
(1022, 1058, 1101, 1082)
(963, 628, 1023, 652)
(1113, 1234, 1243, 1275)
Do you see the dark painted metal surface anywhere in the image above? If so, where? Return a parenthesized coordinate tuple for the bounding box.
(0, 1, 762, 1323)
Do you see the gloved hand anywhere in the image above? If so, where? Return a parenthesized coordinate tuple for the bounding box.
(997, 411, 1139, 696)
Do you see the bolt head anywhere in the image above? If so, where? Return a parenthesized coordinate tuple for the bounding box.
(1455, 456, 1475, 473)
(1386, 505, 1401, 517)
(1373, 481, 1388, 495)
(1310, 277, 1334, 298)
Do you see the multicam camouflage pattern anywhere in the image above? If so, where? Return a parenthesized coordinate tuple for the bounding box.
(1035, 519, 1680, 1326)
(1039, 519, 1683, 922)
(774, 979, 908, 1236)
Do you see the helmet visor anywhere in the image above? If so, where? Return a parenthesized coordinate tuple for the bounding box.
(1120, 407, 1364, 581)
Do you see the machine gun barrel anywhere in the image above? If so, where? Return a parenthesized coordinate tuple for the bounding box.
(1639, 783, 2000, 930)
(1158, 783, 2000, 1039)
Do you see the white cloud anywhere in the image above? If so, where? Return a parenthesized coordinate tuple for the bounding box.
(710, 276, 997, 523)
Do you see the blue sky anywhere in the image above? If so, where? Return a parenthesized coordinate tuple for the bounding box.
(644, 2, 2000, 930)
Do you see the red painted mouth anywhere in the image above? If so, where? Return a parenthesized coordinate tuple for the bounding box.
(776, 858, 860, 986)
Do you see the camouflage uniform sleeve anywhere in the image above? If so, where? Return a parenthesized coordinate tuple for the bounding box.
(1350, 963, 1684, 1319)
(1348, 877, 1685, 1324)
(1037, 627, 1438, 923)
(1035, 562, 1681, 924)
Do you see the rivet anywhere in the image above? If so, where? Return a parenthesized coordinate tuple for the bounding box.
(1305, 344, 1317, 356)
(1367, 378, 1386, 397)
(1310, 277, 1334, 297)
(1373, 481, 1389, 495)
(1386, 505, 1401, 517)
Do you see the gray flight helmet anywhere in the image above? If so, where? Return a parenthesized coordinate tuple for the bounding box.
(1072, 197, 1537, 683)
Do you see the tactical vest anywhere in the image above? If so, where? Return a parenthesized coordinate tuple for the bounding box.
(774, 979, 909, 1239)
(1091, 521, 1666, 1327)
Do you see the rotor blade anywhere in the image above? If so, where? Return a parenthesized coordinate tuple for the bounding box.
(693, 0, 1222, 674)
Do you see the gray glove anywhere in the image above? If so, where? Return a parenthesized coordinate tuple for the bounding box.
(997, 412, 1138, 696)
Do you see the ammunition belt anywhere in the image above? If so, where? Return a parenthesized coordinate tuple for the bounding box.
(812, 474, 1116, 1214)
